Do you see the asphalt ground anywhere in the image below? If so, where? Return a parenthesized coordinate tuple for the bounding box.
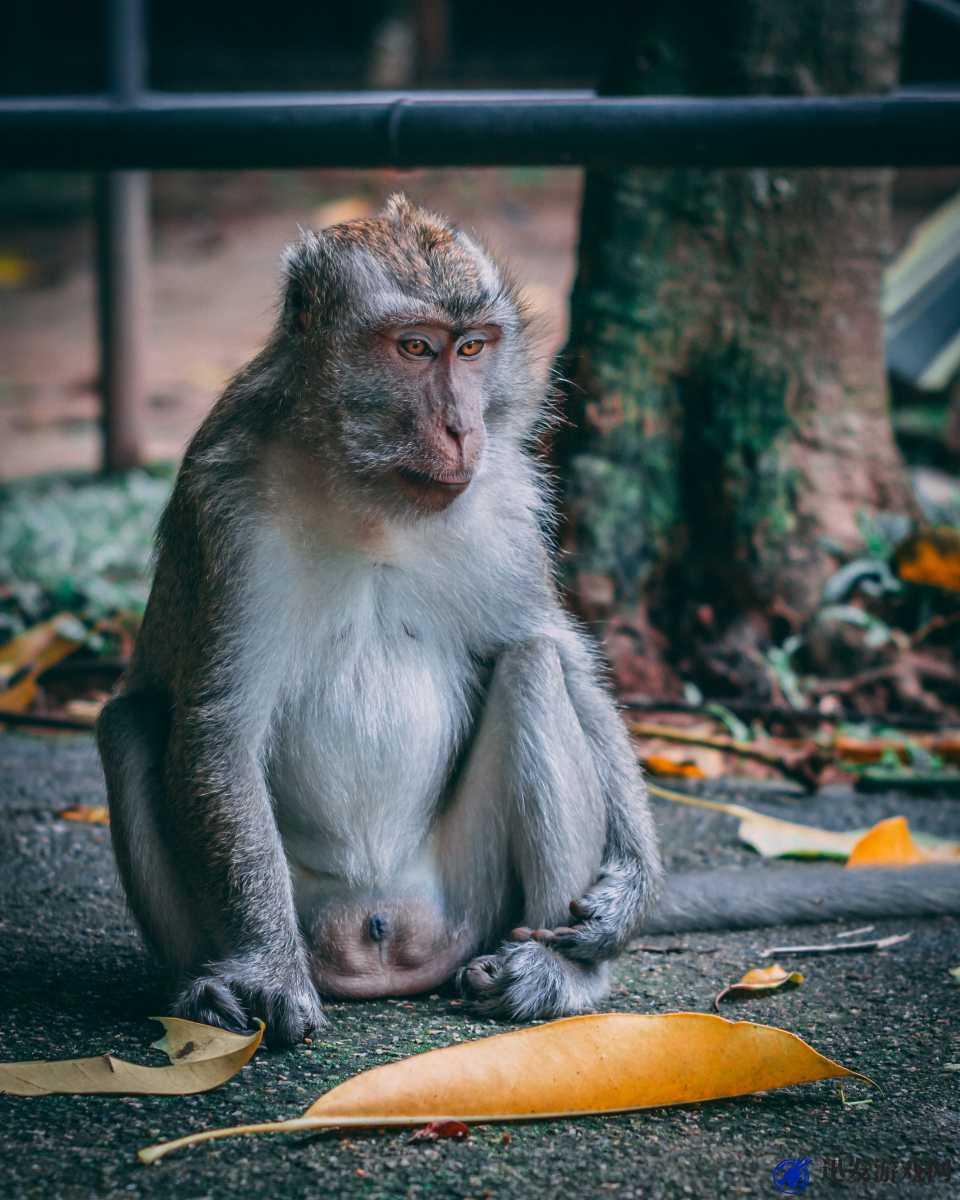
(0, 731, 958, 1200)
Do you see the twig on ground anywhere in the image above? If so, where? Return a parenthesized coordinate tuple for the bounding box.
(760, 933, 912, 957)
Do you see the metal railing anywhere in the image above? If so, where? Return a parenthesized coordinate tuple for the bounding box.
(3, 0, 959, 469)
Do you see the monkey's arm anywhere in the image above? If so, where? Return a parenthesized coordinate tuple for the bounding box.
(105, 486, 325, 1047)
(644, 862, 960, 933)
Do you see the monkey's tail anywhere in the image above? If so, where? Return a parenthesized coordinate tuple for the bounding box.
(644, 863, 960, 933)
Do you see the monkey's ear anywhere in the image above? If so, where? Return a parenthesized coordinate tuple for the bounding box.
(280, 232, 323, 335)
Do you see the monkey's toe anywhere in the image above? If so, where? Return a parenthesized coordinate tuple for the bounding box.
(172, 975, 252, 1036)
(457, 942, 609, 1021)
(173, 961, 326, 1049)
(456, 954, 502, 997)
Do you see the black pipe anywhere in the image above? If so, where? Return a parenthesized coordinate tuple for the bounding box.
(1, 91, 959, 169)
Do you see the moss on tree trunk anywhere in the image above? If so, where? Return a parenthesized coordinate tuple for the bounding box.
(557, 0, 914, 697)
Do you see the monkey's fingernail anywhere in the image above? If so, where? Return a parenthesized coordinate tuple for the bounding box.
(569, 899, 589, 919)
(511, 926, 533, 941)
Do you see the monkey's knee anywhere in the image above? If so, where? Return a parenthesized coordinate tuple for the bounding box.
(492, 638, 565, 703)
(98, 689, 200, 969)
(97, 689, 170, 777)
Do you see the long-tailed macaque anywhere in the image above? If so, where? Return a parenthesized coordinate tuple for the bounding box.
(98, 196, 960, 1048)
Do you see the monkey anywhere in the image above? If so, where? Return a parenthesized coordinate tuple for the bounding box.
(97, 195, 960, 1049)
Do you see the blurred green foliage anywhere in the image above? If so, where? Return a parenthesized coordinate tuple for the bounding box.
(0, 467, 174, 640)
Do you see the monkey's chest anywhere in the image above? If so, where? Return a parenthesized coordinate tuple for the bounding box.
(267, 632, 476, 886)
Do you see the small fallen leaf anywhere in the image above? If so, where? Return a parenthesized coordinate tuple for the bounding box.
(409, 1119, 470, 1142)
(761, 932, 912, 958)
(138, 1012, 873, 1163)
(713, 964, 804, 1011)
(846, 815, 928, 868)
(0, 616, 85, 714)
(949, 965, 960, 984)
(0, 1018, 262, 1096)
(643, 755, 706, 780)
(58, 805, 110, 825)
(894, 528, 960, 592)
(647, 783, 960, 861)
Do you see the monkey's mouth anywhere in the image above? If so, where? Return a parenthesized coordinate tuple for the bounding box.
(396, 467, 472, 496)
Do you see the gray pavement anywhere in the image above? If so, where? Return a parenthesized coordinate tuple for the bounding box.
(0, 731, 958, 1199)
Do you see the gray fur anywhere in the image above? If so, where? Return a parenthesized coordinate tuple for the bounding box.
(97, 195, 661, 1046)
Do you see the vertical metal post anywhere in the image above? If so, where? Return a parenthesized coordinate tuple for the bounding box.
(96, 0, 149, 472)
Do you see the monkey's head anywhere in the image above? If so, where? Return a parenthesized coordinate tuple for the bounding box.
(278, 194, 540, 515)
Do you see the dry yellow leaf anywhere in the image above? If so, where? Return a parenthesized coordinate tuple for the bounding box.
(0, 1018, 262, 1097)
(846, 815, 929, 868)
(58, 805, 110, 825)
(713, 964, 804, 1010)
(139, 1012, 871, 1163)
(646, 783, 960, 861)
(0, 615, 85, 714)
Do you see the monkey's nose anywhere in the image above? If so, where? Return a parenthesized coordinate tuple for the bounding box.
(367, 913, 390, 942)
(444, 423, 469, 452)
(441, 423, 480, 466)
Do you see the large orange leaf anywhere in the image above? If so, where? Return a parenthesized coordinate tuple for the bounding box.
(139, 1012, 871, 1163)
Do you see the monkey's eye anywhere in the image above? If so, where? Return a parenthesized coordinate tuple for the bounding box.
(458, 339, 484, 358)
(399, 337, 432, 358)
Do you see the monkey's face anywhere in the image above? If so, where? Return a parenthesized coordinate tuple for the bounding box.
(280, 194, 541, 515)
(360, 319, 500, 512)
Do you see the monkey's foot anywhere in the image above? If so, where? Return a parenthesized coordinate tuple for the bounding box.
(172, 955, 326, 1050)
(456, 941, 609, 1021)
(512, 864, 646, 966)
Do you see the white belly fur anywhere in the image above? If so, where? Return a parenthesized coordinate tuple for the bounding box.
(268, 579, 476, 892)
(250, 439, 535, 930)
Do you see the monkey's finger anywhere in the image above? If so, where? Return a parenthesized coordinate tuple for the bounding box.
(510, 927, 533, 941)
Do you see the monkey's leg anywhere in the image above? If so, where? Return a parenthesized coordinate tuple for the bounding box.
(98, 690, 202, 969)
(161, 716, 326, 1047)
(449, 637, 654, 1020)
(101, 691, 325, 1047)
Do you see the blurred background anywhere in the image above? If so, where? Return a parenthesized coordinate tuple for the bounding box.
(2, 0, 960, 789)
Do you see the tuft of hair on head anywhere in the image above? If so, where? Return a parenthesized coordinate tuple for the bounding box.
(279, 227, 326, 334)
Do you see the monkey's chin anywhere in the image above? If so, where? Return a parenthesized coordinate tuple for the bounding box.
(395, 467, 472, 512)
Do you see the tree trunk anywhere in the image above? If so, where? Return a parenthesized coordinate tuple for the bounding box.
(557, 0, 914, 699)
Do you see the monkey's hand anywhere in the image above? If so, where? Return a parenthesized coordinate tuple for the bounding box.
(172, 951, 326, 1049)
(458, 862, 649, 1018)
(524, 862, 649, 965)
